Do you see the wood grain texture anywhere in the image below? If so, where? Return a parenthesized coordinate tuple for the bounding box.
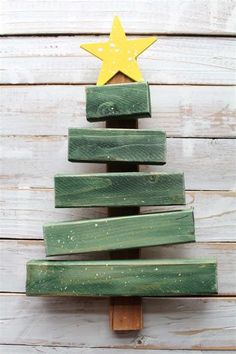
(1, 85, 235, 138)
(106, 73, 142, 331)
(43, 210, 195, 256)
(1, 136, 235, 190)
(68, 128, 166, 164)
(1, 295, 235, 349)
(1, 189, 235, 242)
(54, 172, 186, 208)
(1, 0, 235, 35)
(109, 296, 141, 331)
(26, 259, 217, 297)
(1, 0, 235, 349)
(2, 241, 235, 294)
(86, 82, 151, 121)
(1, 36, 235, 85)
(2, 347, 235, 354)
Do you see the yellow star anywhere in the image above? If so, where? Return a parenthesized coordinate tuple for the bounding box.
(80, 16, 157, 86)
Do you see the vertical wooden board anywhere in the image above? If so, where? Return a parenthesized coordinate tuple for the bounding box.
(110, 296, 142, 331)
(105, 74, 142, 331)
(26, 259, 217, 296)
(44, 210, 195, 256)
(86, 82, 151, 121)
(68, 128, 166, 164)
(54, 172, 186, 207)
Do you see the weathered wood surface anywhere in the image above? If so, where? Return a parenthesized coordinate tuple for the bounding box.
(1, 0, 235, 35)
(1, 85, 235, 138)
(55, 172, 185, 208)
(68, 128, 166, 164)
(0, 295, 235, 349)
(2, 241, 235, 294)
(1, 136, 235, 190)
(110, 296, 142, 331)
(1, 0, 235, 349)
(1, 189, 235, 242)
(44, 210, 194, 256)
(26, 259, 217, 296)
(86, 82, 151, 121)
(1, 36, 235, 85)
(105, 73, 142, 331)
(2, 348, 235, 354)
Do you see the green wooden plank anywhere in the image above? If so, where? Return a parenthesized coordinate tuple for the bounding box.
(54, 172, 186, 208)
(26, 259, 217, 297)
(68, 128, 166, 165)
(86, 82, 151, 122)
(44, 210, 194, 256)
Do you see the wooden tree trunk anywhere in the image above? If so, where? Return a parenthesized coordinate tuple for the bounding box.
(106, 72, 142, 331)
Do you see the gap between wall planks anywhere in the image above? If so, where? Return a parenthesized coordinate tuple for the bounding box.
(106, 72, 142, 331)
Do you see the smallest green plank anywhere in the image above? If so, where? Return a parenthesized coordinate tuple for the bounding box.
(44, 209, 195, 256)
(86, 82, 151, 122)
(68, 128, 166, 165)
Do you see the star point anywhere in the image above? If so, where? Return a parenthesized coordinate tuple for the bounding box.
(80, 16, 157, 86)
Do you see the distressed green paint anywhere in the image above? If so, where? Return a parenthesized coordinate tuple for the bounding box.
(86, 82, 151, 122)
(44, 210, 194, 256)
(54, 172, 186, 208)
(68, 128, 166, 165)
(26, 259, 217, 297)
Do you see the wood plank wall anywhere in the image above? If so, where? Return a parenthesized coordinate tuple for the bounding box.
(0, 1, 236, 352)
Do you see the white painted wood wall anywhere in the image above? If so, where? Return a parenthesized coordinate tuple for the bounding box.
(0, 1, 236, 353)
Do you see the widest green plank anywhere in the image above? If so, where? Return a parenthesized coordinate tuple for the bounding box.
(55, 172, 185, 208)
(68, 128, 166, 165)
(26, 259, 217, 297)
(44, 210, 194, 256)
(86, 82, 151, 122)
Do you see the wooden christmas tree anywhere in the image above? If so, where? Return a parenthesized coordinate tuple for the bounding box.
(26, 17, 217, 331)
